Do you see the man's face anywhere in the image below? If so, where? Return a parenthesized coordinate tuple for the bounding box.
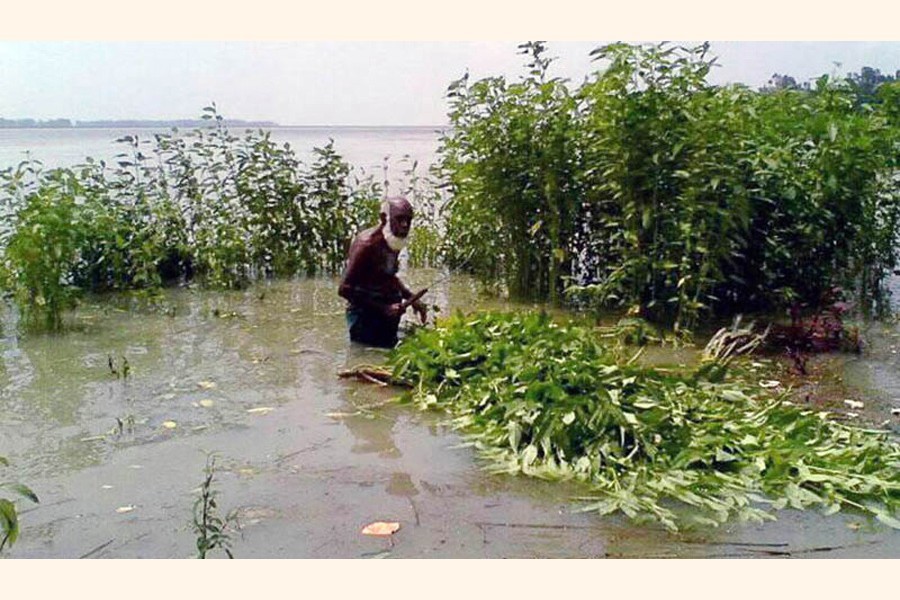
(389, 205, 413, 238)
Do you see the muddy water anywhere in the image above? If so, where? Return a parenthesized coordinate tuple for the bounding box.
(2, 271, 899, 558)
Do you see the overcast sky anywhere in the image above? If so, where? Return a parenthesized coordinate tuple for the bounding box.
(1, 41, 899, 126)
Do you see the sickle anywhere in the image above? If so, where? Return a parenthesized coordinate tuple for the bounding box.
(399, 287, 429, 312)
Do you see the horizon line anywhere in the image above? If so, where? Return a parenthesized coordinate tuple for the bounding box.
(0, 120, 450, 129)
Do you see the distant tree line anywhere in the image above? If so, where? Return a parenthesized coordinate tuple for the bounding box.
(763, 66, 899, 105)
(0, 118, 74, 128)
(0, 118, 279, 129)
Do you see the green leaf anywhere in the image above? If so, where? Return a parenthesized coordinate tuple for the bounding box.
(715, 448, 736, 462)
(507, 421, 522, 449)
(1, 483, 39, 504)
(875, 512, 900, 530)
(821, 503, 841, 516)
(739, 434, 759, 447)
(721, 390, 748, 402)
(521, 445, 538, 467)
(0, 499, 19, 547)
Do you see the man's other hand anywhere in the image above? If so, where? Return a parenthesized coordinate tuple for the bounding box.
(385, 303, 404, 318)
(412, 300, 428, 324)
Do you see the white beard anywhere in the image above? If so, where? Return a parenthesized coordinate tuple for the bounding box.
(383, 223, 408, 252)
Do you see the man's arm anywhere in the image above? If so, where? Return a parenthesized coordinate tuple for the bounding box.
(395, 276, 413, 300)
(393, 275, 428, 323)
(340, 284, 393, 314)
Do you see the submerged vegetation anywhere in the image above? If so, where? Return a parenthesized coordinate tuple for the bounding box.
(192, 455, 235, 559)
(440, 42, 900, 329)
(0, 456, 39, 553)
(388, 312, 900, 531)
(0, 105, 384, 329)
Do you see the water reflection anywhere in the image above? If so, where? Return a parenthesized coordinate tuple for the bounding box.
(386, 472, 419, 498)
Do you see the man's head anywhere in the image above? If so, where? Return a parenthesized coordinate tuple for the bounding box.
(380, 196, 414, 251)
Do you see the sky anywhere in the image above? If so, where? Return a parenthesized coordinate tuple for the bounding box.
(1, 41, 899, 126)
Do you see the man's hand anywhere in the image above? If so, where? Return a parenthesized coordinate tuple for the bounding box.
(385, 303, 405, 319)
(412, 300, 428, 324)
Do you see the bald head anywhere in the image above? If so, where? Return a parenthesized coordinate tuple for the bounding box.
(380, 196, 413, 220)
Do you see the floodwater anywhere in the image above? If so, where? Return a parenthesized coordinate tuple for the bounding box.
(2, 270, 899, 558)
(0, 126, 442, 188)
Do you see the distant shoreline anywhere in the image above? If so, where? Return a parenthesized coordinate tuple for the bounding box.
(0, 120, 447, 130)
(0, 119, 278, 129)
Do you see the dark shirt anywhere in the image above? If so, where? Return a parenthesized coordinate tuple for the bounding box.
(338, 226, 407, 347)
(339, 226, 407, 309)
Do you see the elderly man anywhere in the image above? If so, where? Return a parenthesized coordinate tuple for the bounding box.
(338, 196, 427, 348)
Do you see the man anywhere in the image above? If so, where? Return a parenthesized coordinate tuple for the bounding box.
(338, 196, 427, 348)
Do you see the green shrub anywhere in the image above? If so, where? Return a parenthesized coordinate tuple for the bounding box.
(0, 171, 86, 330)
(440, 42, 588, 303)
(0, 106, 384, 329)
(440, 42, 900, 328)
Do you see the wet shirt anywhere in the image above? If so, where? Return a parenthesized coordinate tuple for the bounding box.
(339, 226, 403, 309)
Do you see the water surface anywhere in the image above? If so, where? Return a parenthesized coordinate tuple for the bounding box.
(0, 126, 443, 186)
(3, 271, 898, 558)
